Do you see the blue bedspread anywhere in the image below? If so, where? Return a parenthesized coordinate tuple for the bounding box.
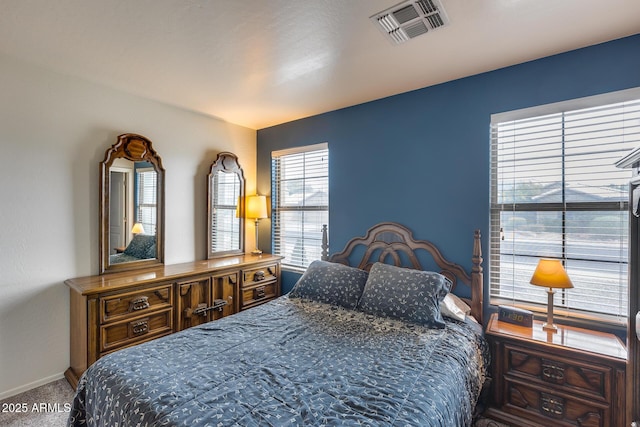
(68, 296, 489, 427)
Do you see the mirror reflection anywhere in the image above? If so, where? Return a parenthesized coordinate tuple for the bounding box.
(100, 133, 164, 274)
(208, 152, 245, 258)
(108, 159, 158, 265)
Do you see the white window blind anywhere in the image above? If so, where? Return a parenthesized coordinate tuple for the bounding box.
(136, 167, 157, 235)
(490, 93, 640, 320)
(272, 144, 328, 269)
(211, 172, 240, 252)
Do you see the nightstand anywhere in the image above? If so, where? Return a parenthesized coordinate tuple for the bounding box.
(484, 313, 626, 427)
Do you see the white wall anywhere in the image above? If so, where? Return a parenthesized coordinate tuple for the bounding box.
(0, 53, 257, 398)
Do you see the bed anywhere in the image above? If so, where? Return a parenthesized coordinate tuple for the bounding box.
(109, 234, 157, 264)
(68, 222, 489, 427)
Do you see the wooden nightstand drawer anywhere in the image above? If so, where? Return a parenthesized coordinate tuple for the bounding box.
(505, 344, 611, 402)
(243, 264, 278, 287)
(101, 284, 173, 323)
(505, 379, 609, 427)
(100, 308, 173, 353)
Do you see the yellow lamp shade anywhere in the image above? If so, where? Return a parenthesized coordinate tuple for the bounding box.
(530, 259, 574, 289)
(131, 223, 145, 234)
(246, 195, 268, 220)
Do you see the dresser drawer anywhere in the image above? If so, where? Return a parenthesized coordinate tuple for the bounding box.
(241, 281, 278, 309)
(505, 380, 609, 427)
(100, 308, 173, 353)
(242, 264, 278, 287)
(505, 344, 611, 402)
(101, 284, 173, 323)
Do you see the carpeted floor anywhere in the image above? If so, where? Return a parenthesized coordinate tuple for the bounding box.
(0, 378, 511, 426)
(0, 378, 75, 427)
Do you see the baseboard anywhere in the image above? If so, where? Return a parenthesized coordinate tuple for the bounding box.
(0, 372, 65, 401)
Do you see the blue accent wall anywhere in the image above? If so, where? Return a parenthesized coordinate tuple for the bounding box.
(257, 35, 640, 303)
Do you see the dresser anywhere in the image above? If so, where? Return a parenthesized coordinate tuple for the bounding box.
(64, 254, 282, 389)
(485, 313, 626, 427)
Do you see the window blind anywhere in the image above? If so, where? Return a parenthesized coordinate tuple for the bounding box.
(211, 172, 240, 252)
(136, 168, 157, 235)
(490, 95, 640, 320)
(272, 144, 328, 269)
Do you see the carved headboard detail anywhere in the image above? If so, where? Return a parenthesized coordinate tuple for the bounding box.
(322, 222, 484, 323)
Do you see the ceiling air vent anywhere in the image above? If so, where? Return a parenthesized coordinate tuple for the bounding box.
(371, 0, 449, 44)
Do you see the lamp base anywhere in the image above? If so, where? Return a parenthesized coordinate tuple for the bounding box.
(252, 219, 263, 256)
(542, 287, 558, 333)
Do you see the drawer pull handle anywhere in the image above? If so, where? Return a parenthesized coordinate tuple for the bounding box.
(542, 360, 565, 382)
(130, 296, 150, 312)
(131, 319, 149, 336)
(540, 393, 564, 419)
(254, 271, 265, 281)
(254, 286, 266, 300)
(187, 300, 228, 317)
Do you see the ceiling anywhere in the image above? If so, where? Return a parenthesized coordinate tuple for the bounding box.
(1, 0, 639, 130)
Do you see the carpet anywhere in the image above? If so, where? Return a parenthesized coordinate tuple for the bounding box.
(0, 379, 74, 427)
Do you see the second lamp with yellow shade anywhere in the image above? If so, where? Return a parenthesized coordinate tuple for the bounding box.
(530, 258, 574, 332)
(131, 223, 145, 235)
(245, 195, 268, 254)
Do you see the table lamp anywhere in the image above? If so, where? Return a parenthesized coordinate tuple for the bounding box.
(530, 259, 574, 332)
(246, 195, 268, 254)
(131, 223, 145, 235)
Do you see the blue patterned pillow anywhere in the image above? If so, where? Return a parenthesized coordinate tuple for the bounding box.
(145, 244, 157, 259)
(123, 234, 156, 259)
(357, 262, 452, 328)
(289, 260, 369, 309)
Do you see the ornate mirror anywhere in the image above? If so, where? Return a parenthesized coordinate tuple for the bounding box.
(100, 133, 165, 273)
(208, 152, 245, 258)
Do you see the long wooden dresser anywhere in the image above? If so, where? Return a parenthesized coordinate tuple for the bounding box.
(64, 254, 282, 389)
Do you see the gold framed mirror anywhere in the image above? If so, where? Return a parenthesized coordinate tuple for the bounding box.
(207, 152, 245, 258)
(100, 133, 165, 274)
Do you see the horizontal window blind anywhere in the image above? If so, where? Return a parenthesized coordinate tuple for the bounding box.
(272, 144, 328, 269)
(136, 168, 157, 235)
(490, 95, 640, 319)
(211, 172, 241, 252)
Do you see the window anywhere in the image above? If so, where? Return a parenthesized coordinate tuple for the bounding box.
(136, 167, 157, 235)
(272, 143, 329, 270)
(490, 90, 640, 322)
(211, 171, 241, 252)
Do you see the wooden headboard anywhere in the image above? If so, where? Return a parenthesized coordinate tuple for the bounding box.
(322, 222, 484, 324)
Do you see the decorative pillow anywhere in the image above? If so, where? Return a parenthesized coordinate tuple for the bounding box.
(357, 262, 452, 328)
(123, 234, 156, 259)
(441, 293, 471, 322)
(145, 244, 157, 259)
(289, 260, 369, 309)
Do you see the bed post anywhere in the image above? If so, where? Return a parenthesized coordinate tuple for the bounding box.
(321, 224, 329, 261)
(471, 229, 484, 324)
